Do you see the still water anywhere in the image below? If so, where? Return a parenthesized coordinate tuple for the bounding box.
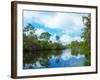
(23, 49, 86, 69)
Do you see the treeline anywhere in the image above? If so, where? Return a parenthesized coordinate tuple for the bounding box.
(67, 41, 83, 55)
(69, 15, 91, 66)
(23, 24, 66, 51)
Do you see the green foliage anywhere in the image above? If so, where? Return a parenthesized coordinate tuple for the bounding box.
(81, 15, 91, 66)
(70, 41, 81, 55)
(23, 24, 37, 51)
(24, 23, 35, 33)
(69, 15, 91, 66)
(40, 32, 51, 41)
(23, 23, 66, 51)
(23, 50, 62, 68)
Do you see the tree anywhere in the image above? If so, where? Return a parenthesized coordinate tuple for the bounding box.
(82, 15, 91, 42)
(56, 35, 60, 42)
(81, 15, 91, 66)
(23, 23, 37, 51)
(70, 41, 81, 55)
(23, 23, 36, 36)
(40, 32, 51, 41)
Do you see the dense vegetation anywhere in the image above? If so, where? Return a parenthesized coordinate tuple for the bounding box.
(23, 24, 66, 51)
(69, 15, 91, 66)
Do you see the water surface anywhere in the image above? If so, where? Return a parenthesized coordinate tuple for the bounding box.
(23, 49, 86, 69)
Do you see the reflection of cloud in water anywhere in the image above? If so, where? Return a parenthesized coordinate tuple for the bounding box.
(61, 49, 85, 60)
(61, 49, 72, 60)
(23, 49, 86, 69)
(48, 49, 86, 67)
(24, 61, 45, 69)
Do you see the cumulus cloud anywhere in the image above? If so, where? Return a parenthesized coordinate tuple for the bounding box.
(24, 11, 43, 19)
(50, 34, 58, 43)
(40, 13, 85, 31)
(60, 34, 83, 45)
(24, 10, 88, 44)
(35, 28, 45, 37)
(24, 11, 85, 30)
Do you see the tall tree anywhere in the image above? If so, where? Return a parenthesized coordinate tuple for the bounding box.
(40, 32, 51, 41)
(56, 35, 60, 42)
(23, 23, 36, 36)
(23, 23, 37, 51)
(81, 14, 91, 66)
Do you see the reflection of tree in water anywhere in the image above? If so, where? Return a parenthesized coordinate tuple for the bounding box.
(23, 50, 62, 69)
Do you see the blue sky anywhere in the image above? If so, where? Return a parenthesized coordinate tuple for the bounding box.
(23, 10, 89, 45)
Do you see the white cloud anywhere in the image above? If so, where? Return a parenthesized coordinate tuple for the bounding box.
(35, 28, 45, 37)
(37, 12, 86, 38)
(49, 33, 83, 45)
(50, 34, 57, 43)
(41, 13, 66, 29)
(24, 11, 42, 19)
(24, 11, 84, 30)
(60, 34, 83, 45)
(24, 11, 87, 35)
(24, 11, 88, 44)
(40, 13, 84, 30)
(60, 34, 72, 44)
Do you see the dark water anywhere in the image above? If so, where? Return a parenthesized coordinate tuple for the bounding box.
(23, 49, 86, 69)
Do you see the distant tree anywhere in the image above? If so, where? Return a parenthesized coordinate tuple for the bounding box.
(70, 40, 81, 55)
(56, 35, 60, 42)
(40, 32, 51, 41)
(24, 24, 34, 31)
(23, 23, 36, 36)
